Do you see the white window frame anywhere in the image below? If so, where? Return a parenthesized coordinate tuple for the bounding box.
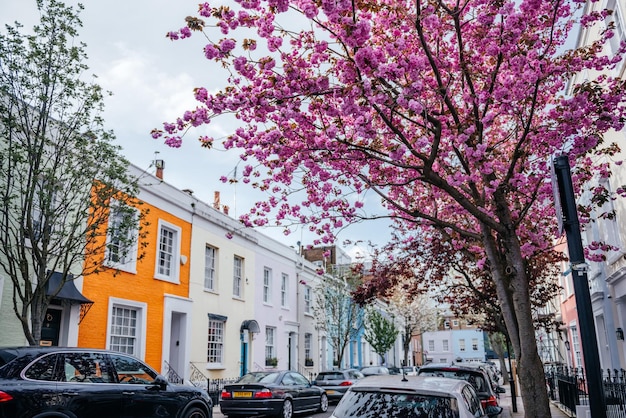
(233, 255, 243, 298)
(263, 267, 272, 304)
(459, 339, 466, 352)
(571, 324, 583, 368)
(106, 297, 147, 360)
(29, 176, 60, 243)
(304, 286, 312, 314)
(281, 273, 289, 308)
(428, 340, 435, 351)
(598, 179, 623, 264)
(207, 316, 225, 364)
(204, 245, 217, 291)
(304, 333, 312, 360)
(154, 220, 181, 283)
(472, 338, 479, 351)
(265, 326, 276, 360)
(606, 0, 626, 72)
(104, 200, 139, 273)
(442, 339, 449, 351)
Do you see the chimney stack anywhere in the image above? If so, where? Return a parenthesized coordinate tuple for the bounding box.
(223, 205, 229, 215)
(214, 191, 221, 210)
(155, 159, 164, 180)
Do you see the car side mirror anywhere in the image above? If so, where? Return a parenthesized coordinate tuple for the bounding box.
(153, 374, 169, 390)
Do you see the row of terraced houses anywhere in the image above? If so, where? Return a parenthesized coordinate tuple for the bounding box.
(0, 161, 404, 384)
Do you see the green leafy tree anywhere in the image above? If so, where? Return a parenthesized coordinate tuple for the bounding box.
(0, 0, 142, 345)
(364, 308, 399, 365)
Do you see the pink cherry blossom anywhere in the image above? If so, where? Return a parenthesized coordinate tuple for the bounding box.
(158, 2, 626, 415)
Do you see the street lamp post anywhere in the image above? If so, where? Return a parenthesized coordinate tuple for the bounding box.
(505, 335, 517, 413)
(553, 155, 607, 418)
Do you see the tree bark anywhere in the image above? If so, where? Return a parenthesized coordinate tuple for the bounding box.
(480, 220, 550, 417)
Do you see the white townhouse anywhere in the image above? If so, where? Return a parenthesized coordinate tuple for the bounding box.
(187, 192, 258, 380)
(254, 238, 304, 373)
(562, 0, 626, 372)
(422, 330, 454, 364)
(295, 258, 326, 378)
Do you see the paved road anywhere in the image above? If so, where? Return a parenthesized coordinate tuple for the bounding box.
(212, 404, 336, 418)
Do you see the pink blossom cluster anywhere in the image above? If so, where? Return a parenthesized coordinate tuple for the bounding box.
(157, 0, 626, 258)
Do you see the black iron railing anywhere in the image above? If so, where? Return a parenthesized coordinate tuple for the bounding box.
(546, 365, 626, 418)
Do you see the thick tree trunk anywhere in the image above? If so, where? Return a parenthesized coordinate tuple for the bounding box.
(481, 222, 550, 417)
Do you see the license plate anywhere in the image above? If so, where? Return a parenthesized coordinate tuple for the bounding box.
(233, 391, 252, 398)
(326, 390, 335, 395)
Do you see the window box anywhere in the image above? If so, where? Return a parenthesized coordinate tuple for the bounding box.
(265, 357, 278, 367)
(305, 358, 314, 367)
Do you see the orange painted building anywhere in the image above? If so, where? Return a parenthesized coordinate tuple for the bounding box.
(78, 164, 195, 376)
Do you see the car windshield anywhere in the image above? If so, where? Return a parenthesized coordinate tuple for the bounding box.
(238, 372, 280, 383)
(333, 390, 459, 418)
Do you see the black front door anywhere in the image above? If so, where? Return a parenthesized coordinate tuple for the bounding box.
(41, 309, 62, 346)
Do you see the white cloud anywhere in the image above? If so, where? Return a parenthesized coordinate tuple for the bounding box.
(0, 0, 393, 250)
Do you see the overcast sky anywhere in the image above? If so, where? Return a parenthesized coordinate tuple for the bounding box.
(0, 0, 392, 259)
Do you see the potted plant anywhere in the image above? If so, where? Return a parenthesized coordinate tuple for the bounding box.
(265, 357, 278, 367)
(305, 358, 314, 367)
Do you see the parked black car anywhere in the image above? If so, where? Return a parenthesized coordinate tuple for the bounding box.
(311, 369, 364, 401)
(418, 363, 504, 414)
(220, 370, 328, 418)
(0, 346, 212, 418)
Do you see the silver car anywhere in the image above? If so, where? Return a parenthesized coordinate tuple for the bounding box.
(312, 369, 364, 401)
(330, 374, 503, 418)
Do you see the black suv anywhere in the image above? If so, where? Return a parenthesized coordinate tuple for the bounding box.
(0, 346, 212, 418)
(418, 362, 504, 415)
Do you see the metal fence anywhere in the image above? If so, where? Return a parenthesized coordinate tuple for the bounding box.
(545, 365, 626, 418)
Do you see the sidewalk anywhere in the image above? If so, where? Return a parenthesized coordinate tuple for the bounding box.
(498, 385, 572, 417)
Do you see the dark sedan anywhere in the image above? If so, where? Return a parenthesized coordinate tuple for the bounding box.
(418, 363, 504, 413)
(0, 346, 212, 418)
(220, 370, 328, 418)
(311, 369, 364, 401)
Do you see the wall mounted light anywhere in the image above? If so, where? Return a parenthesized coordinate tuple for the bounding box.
(564, 340, 571, 351)
(617, 328, 624, 341)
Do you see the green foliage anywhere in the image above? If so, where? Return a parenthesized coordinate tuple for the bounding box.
(363, 308, 399, 363)
(0, 0, 142, 345)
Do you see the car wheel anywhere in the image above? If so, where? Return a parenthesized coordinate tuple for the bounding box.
(278, 399, 293, 418)
(182, 406, 207, 418)
(318, 393, 329, 412)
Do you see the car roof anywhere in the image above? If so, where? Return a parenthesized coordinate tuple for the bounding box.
(352, 374, 469, 395)
(420, 362, 485, 372)
(0, 346, 141, 367)
(318, 368, 358, 373)
(0, 346, 128, 355)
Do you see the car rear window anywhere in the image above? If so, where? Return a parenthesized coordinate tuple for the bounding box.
(238, 372, 280, 383)
(317, 372, 344, 380)
(419, 369, 487, 392)
(333, 390, 459, 418)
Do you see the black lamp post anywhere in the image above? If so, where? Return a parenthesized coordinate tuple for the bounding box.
(553, 155, 607, 418)
(505, 335, 517, 413)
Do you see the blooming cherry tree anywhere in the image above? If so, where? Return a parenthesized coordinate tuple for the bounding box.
(155, 0, 626, 415)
